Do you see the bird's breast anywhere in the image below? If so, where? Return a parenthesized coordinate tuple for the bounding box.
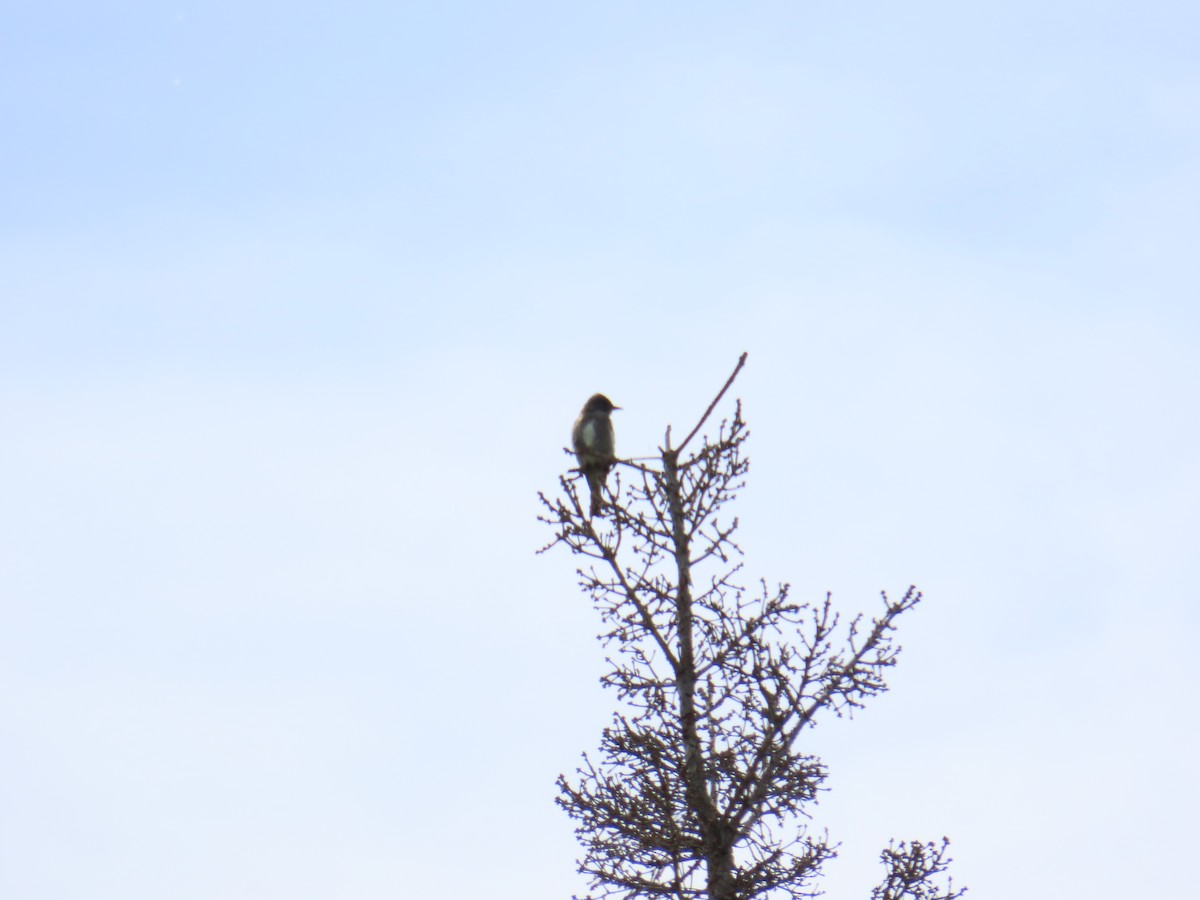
(580, 420, 598, 448)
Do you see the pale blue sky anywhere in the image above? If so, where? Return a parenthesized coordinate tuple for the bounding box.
(2, 2, 1198, 898)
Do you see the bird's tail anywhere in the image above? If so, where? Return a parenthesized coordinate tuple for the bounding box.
(586, 471, 604, 517)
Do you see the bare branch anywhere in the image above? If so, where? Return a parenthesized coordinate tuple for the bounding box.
(673, 351, 748, 456)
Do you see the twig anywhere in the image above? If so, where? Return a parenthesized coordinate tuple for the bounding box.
(675, 352, 748, 455)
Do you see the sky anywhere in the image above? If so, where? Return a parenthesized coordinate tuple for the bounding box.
(2, 1, 1198, 897)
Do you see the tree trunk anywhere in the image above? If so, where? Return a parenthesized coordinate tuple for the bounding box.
(664, 448, 737, 899)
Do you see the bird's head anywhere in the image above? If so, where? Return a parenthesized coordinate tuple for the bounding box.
(583, 393, 620, 415)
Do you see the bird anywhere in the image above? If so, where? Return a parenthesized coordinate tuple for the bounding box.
(572, 393, 620, 516)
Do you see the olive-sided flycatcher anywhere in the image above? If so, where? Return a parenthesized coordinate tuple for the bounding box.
(572, 393, 620, 516)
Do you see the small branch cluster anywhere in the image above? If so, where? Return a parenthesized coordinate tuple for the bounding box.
(872, 839, 966, 900)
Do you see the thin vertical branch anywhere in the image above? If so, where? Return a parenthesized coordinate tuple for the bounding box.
(675, 351, 748, 455)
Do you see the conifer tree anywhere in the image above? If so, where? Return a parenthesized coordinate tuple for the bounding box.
(540, 354, 964, 900)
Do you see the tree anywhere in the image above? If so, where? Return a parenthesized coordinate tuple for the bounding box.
(539, 354, 965, 900)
